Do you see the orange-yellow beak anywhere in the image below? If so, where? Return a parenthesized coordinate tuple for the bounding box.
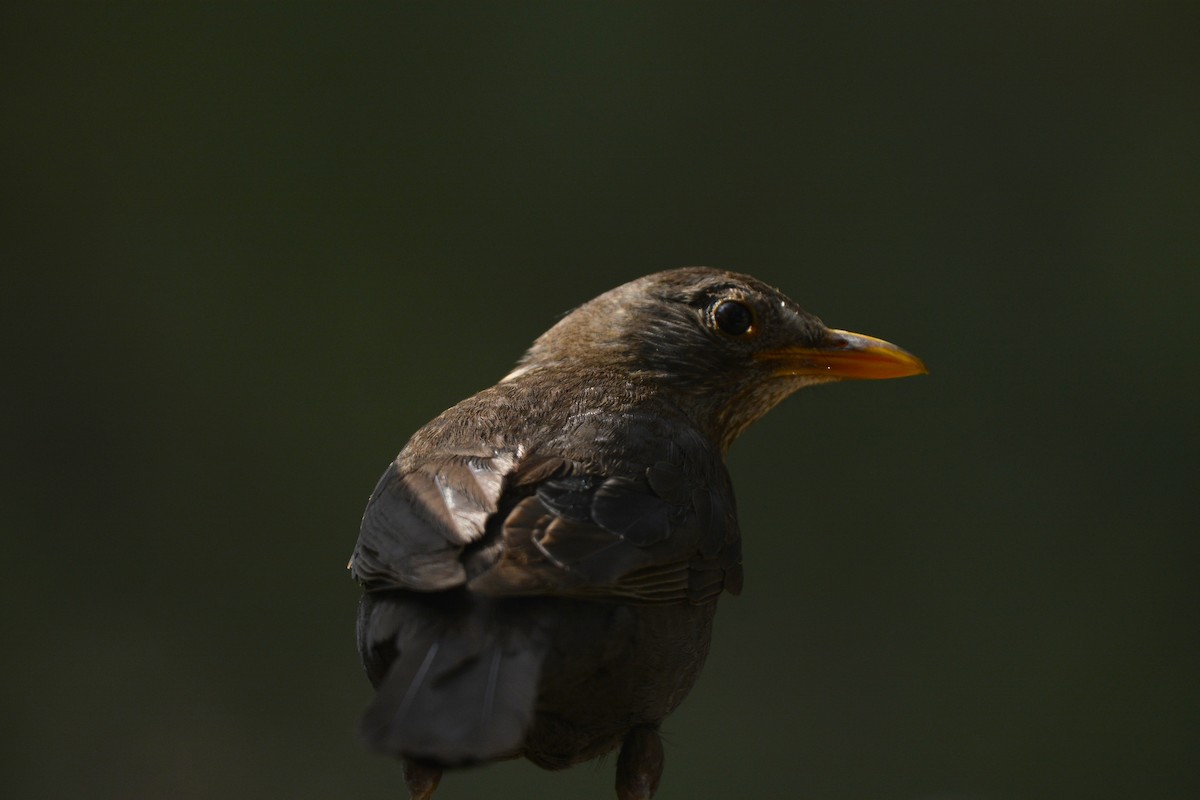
(757, 328, 927, 380)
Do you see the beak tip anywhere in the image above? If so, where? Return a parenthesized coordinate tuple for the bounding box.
(906, 355, 929, 378)
(824, 328, 927, 381)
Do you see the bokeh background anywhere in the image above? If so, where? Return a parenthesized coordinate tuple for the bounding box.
(4, 3, 1197, 799)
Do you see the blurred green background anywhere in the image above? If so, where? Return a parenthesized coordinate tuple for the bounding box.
(3, 3, 1197, 799)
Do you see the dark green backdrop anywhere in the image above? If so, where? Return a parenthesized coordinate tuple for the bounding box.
(4, 3, 1197, 799)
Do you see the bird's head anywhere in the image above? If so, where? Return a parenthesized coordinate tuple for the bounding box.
(507, 267, 926, 451)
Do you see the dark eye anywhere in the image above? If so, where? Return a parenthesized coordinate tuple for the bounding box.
(713, 300, 754, 335)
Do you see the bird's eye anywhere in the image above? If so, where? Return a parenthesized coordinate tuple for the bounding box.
(713, 300, 754, 336)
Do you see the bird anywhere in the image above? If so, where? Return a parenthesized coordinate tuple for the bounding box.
(349, 267, 925, 799)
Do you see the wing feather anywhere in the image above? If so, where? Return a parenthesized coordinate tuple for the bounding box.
(350, 427, 742, 603)
(466, 458, 740, 603)
(350, 452, 517, 591)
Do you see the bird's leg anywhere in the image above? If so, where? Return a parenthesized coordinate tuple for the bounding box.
(402, 758, 441, 800)
(615, 725, 664, 800)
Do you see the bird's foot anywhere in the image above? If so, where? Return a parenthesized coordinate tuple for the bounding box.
(615, 725, 664, 800)
(402, 758, 442, 800)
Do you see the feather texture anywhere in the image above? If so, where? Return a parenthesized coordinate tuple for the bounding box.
(357, 591, 548, 765)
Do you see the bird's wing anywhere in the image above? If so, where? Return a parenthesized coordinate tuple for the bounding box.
(466, 454, 744, 604)
(350, 451, 518, 591)
(350, 445, 743, 603)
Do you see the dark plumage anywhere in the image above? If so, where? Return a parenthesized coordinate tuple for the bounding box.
(349, 267, 925, 799)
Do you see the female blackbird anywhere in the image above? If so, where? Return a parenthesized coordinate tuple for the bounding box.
(349, 267, 925, 798)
